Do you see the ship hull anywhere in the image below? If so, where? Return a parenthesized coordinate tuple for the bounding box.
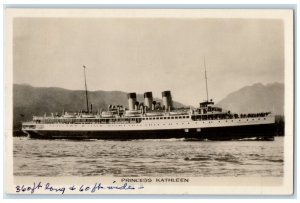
(23, 123, 276, 141)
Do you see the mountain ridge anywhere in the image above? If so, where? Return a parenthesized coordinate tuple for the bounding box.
(216, 82, 284, 115)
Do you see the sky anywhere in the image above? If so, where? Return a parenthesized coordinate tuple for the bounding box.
(13, 17, 284, 106)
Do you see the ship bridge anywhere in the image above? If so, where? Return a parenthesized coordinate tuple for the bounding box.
(199, 100, 214, 107)
(197, 100, 223, 114)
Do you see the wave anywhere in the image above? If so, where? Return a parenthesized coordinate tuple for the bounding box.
(184, 157, 211, 161)
(214, 157, 240, 164)
(265, 159, 284, 163)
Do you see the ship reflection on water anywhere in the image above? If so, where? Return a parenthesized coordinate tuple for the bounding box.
(13, 136, 284, 177)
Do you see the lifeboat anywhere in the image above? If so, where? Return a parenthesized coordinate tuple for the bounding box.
(62, 113, 76, 118)
(169, 111, 188, 116)
(145, 112, 163, 117)
(80, 114, 96, 118)
(124, 110, 141, 117)
(101, 111, 116, 118)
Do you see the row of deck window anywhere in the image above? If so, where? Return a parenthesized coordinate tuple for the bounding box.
(34, 116, 190, 124)
(144, 116, 189, 120)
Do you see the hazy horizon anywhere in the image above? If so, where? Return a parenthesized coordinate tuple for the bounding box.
(13, 17, 284, 106)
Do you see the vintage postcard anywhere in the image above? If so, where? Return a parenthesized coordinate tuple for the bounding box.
(5, 8, 294, 195)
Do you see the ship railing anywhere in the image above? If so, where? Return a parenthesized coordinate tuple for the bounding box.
(191, 112, 272, 121)
(28, 117, 144, 124)
(239, 112, 271, 118)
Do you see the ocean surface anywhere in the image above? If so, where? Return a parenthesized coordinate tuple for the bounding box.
(13, 137, 284, 177)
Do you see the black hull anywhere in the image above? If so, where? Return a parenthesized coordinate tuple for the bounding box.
(24, 124, 276, 141)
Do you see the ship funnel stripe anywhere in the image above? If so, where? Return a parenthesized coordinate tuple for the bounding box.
(127, 93, 137, 99)
(162, 91, 171, 97)
(144, 92, 153, 98)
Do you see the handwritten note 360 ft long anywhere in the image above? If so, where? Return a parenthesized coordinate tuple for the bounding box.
(15, 181, 145, 194)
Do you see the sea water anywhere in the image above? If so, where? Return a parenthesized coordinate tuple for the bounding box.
(13, 137, 284, 177)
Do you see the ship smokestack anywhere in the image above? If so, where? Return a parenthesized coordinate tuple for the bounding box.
(162, 90, 173, 110)
(144, 92, 153, 109)
(127, 92, 137, 110)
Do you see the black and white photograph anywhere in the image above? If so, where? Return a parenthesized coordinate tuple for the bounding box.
(5, 8, 294, 195)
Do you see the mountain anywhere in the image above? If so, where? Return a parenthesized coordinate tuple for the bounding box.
(217, 82, 284, 115)
(13, 84, 186, 131)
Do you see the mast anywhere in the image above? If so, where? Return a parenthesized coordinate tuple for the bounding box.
(83, 65, 89, 113)
(204, 57, 209, 102)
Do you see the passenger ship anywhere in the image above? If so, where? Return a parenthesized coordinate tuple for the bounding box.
(21, 66, 276, 140)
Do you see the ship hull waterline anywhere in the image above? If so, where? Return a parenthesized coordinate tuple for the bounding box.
(23, 124, 276, 141)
